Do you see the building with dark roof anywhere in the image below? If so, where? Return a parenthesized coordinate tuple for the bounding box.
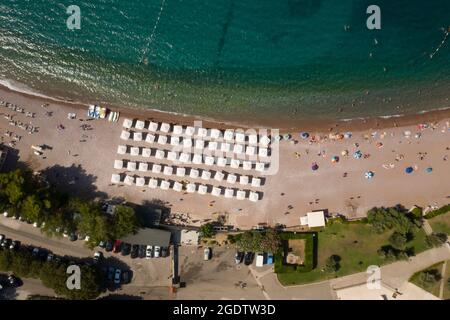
(121, 228, 171, 247)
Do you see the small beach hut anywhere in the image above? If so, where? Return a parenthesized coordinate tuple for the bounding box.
(167, 151, 178, 162)
(130, 147, 140, 157)
(260, 135, 271, 147)
(221, 142, 231, 153)
(364, 171, 374, 179)
(138, 163, 148, 172)
(155, 150, 165, 160)
(173, 125, 183, 135)
(157, 135, 168, 145)
(311, 162, 319, 171)
(235, 132, 245, 143)
(246, 146, 256, 156)
(160, 122, 170, 133)
(135, 120, 145, 130)
(224, 130, 234, 142)
(111, 174, 121, 184)
(120, 130, 131, 140)
(255, 162, 265, 172)
(197, 127, 208, 138)
(122, 118, 133, 129)
(114, 160, 124, 170)
(170, 136, 180, 146)
(186, 183, 196, 193)
(145, 133, 156, 144)
(195, 140, 205, 150)
(163, 166, 173, 176)
(124, 175, 134, 186)
(148, 178, 158, 189)
(239, 175, 249, 185)
(117, 145, 127, 155)
(217, 157, 227, 167)
(160, 180, 170, 190)
(233, 144, 244, 154)
(230, 159, 241, 169)
(243, 161, 252, 171)
(205, 156, 215, 166)
(142, 148, 151, 158)
(189, 169, 199, 179)
(136, 177, 145, 187)
(173, 181, 183, 192)
(133, 132, 143, 142)
(127, 161, 137, 171)
(185, 126, 195, 136)
(258, 147, 268, 158)
(148, 121, 158, 132)
(201, 170, 211, 180)
(405, 166, 414, 174)
(248, 134, 258, 145)
(211, 187, 222, 197)
(227, 174, 237, 184)
(224, 188, 234, 198)
(236, 190, 246, 200)
(179, 152, 191, 163)
(251, 177, 261, 188)
(198, 185, 207, 195)
(176, 167, 186, 177)
(214, 171, 225, 182)
(249, 192, 259, 202)
(210, 129, 221, 139)
(152, 164, 162, 174)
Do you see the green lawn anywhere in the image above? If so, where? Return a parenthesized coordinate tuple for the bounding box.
(409, 261, 445, 298)
(277, 220, 428, 286)
(445, 261, 450, 300)
(429, 212, 450, 235)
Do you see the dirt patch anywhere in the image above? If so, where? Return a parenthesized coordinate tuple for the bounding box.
(286, 239, 305, 265)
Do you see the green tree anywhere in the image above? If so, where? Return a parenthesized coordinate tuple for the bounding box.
(21, 195, 44, 223)
(324, 255, 341, 273)
(236, 231, 254, 252)
(112, 205, 139, 239)
(388, 232, 407, 250)
(260, 229, 281, 253)
(425, 233, 448, 248)
(199, 223, 216, 238)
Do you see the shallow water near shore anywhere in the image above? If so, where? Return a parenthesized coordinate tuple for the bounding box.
(0, 0, 449, 126)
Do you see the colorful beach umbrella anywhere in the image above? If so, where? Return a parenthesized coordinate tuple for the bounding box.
(283, 134, 291, 141)
(311, 162, 319, 171)
(331, 156, 339, 163)
(405, 166, 414, 174)
(426, 167, 433, 173)
(341, 150, 349, 156)
(364, 171, 374, 179)
(344, 132, 352, 139)
(353, 150, 362, 159)
(300, 132, 309, 139)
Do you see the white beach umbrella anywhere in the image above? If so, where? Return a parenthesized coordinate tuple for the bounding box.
(258, 147, 268, 158)
(224, 188, 234, 198)
(248, 134, 258, 145)
(157, 135, 167, 145)
(136, 177, 145, 187)
(148, 121, 158, 132)
(133, 132, 143, 142)
(201, 170, 211, 180)
(170, 136, 180, 146)
(230, 159, 241, 169)
(130, 147, 140, 156)
(185, 126, 195, 136)
(260, 135, 271, 147)
(224, 130, 234, 142)
(111, 174, 121, 184)
(239, 175, 249, 185)
(196, 127, 208, 138)
(160, 122, 170, 133)
(148, 178, 158, 189)
(236, 190, 246, 200)
(160, 180, 170, 190)
(246, 146, 256, 156)
(120, 130, 130, 140)
(204, 156, 215, 166)
(221, 142, 231, 153)
(195, 140, 205, 150)
(135, 120, 145, 130)
(152, 164, 162, 174)
(210, 129, 221, 139)
(214, 171, 225, 182)
(227, 174, 237, 184)
(163, 166, 173, 176)
(249, 191, 259, 202)
(138, 162, 148, 172)
(243, 161, 252, 171)
(142, 148, 151, 158)
(235, 132, 245, 144)
(145, 133, 156, 144)
(251, 177, 261, 188)
(183, 139, 193, 149)
(192, 154, 203, 165)
(173, 125, 183, 135)
(114, 160, 124, 170)
(127, 161, 137, 171)
(179, 152, 191, 163)
(197, 185, 207, 195)
(176, 167, 186, 177)
(255, 162, 265, 172)
(211, 186, 222, 197)
(186, 183, 196, 193)
(122, 118, 133, 129)
(172, 181, 183, 192)
(208, 141, 218, 151)
(155, 150, 165, 160)
(233, 144, 244, 154)
(124, 175, 134, 186)
(117, 145, 127, 155)
(167, 151, 178, 161)
(217, 157, 227, 167)
(189, 168, 199, 179)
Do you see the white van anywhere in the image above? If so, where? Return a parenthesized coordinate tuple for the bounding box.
(255, 253, 264, 267)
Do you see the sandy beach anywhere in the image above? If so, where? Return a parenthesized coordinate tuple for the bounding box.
(1, 85, 449, 230)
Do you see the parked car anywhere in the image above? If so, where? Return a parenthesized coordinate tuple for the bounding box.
(266, 252, 274, 265)
(255, 253, 264, 267)
(161, 246, 168, 257)
(93, 251, 103, 263)
(46, 253, 54, 262)
(10, 240, 20, 251)
(1, 238, 11, 249)
(107, 267, 115, 281)
(121, 270, 132, 284)
(98, 240, 106, 249)
(234, 251, 244, 264)
(203, 247, 211, 261)
(105, 240, 113, 252)
(113, 240, 122, 253)
(130, 245, 139, 259)
(114, 269, 122, 285)
(138, 245, 146, 258)
(31, 247, 40, 256)
(154, 246, 161, 258)
(244, 252, 254, 265)
(7, 275, 22, 288)
(0, 234, 5, 242)
(69, 233, 78, 242)
(146, 245, 153, 259)
(121, 243, 131, 256)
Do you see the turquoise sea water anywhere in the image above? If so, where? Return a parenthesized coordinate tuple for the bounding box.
(0, 0, 449, 125)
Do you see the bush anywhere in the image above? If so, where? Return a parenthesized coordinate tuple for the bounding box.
(199, 223, 216, 238)
(425, 233, 448, 248)
(389, 232, 407, 250)
(424, 204, 450, 219)
(324, 255, 341, 273)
